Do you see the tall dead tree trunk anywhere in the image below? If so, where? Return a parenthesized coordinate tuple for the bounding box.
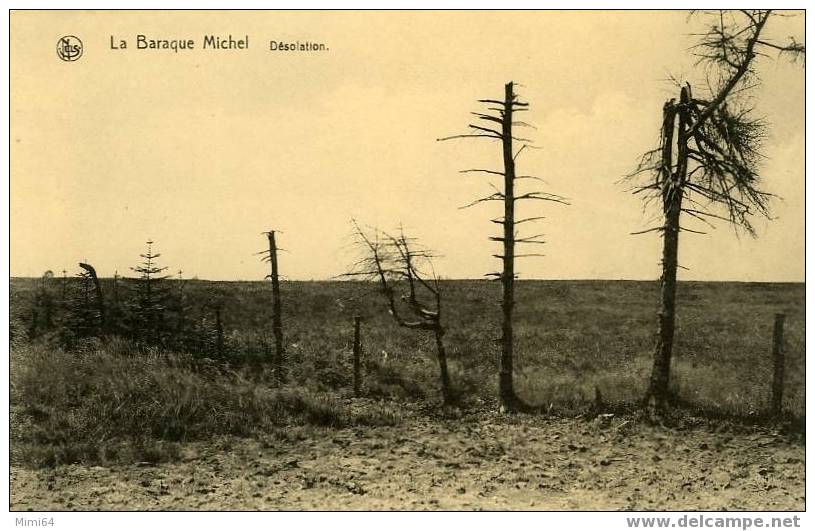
(646, 94, 683, 409)
(440, 81, 566, 412)
(499, 82, 518, 410)
(79, 262, 105, 333)
(266, 231, 286, 383)
(61, 269, 68, 303)
(631, 11, 803, 413)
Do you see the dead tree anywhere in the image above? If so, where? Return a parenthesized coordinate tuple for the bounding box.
(61, 269, 68, 302)
(628, 10, 803, 412)
(440, 81, 567, 412)
(63, 266, 104, 344)
(173, 270, 186, 339)
(79, 262, 105, 333)
(345, 221, 452, 405)
(259, 230, 286, 383)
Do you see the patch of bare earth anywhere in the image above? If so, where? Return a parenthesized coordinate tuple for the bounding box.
(10, 414, 804, 511)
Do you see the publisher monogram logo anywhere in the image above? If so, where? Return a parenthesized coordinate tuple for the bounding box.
(56, 35, 83, 62)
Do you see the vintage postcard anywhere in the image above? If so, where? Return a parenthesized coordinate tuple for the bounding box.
(8, 8, 805, 520)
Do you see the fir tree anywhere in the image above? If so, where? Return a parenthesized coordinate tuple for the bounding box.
(129, 240, 170, 346)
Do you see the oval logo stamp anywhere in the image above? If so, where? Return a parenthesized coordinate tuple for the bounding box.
(57, 35, 83, 62)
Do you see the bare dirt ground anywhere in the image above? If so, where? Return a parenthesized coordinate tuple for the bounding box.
(11, 412, 804, 511)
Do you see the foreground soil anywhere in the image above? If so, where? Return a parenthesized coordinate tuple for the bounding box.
(11, 410, 805, 511)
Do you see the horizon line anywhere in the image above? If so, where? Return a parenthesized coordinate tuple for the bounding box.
(8, 275, 806, 284)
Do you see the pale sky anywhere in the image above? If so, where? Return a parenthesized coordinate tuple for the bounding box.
(10, 10, 805, 281)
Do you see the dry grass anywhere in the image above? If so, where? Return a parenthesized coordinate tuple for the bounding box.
(10, 341, 402, 468)
(10, 279, 804, 468)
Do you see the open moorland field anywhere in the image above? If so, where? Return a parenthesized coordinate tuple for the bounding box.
(9, 279, 805, 510)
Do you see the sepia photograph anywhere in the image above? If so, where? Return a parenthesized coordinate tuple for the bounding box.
(6, 5, 807, 520)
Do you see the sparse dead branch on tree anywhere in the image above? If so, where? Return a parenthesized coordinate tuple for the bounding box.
(259, 230, 286, 383)
(440, 81, 568, 412)
(343, 220, 453, 405)
(626, 10, 803, 412)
